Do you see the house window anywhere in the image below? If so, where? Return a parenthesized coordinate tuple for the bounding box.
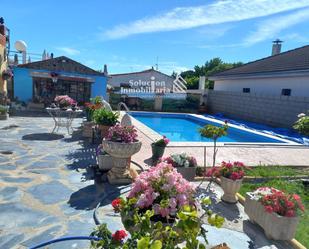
(243, 88, 250, 93)
(281, 89, 291, 96)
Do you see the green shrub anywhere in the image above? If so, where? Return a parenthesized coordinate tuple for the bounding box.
(92, 108, 119, 126)
(293, 112, 309, 136)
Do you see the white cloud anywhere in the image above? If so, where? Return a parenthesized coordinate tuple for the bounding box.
(244, 8, 309, 45)
(102, 0, 309, 39)
(56, 47, 80, 56)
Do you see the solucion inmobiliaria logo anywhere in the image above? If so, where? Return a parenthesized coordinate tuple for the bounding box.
(120, 75, 187, 94)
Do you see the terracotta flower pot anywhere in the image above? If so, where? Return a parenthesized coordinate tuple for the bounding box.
(220, 176, 243, 203)
(102, 140, 142, 184)
(244, 192, 299, 240)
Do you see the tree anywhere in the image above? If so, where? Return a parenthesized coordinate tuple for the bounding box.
(181, 58, 243, 89)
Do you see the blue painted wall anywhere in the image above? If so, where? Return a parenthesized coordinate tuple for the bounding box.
(13, 67, 33, 102)
(13, 67, 107, 102)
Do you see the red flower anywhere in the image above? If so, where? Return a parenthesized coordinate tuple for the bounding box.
(112, 198, 122, 212)
(264, 205, 273, 213)
(285, 210, 295, 217)
(112, 230, 127, 241)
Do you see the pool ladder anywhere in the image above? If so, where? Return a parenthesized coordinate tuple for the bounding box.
(117, 102, 130, 112)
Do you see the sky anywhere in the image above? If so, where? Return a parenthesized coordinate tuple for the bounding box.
(2, 0, 309, 74)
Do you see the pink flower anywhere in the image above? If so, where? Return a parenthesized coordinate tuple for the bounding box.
(285, 210, 295, 217)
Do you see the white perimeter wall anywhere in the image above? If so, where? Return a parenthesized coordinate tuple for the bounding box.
(214, 75, 309, 97)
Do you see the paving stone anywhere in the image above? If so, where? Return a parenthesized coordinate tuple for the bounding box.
(0, 186, 22, 202)
(26, 160, 59, 169)
(21, 225, 62, 247)
(2, 176, 33, 183)
(0, 203, 53, 229)
(0, 233, 24, 249)
(28, 180, 73, 204)
(0, 164, 17, 170)
(29, 169, 61, 179)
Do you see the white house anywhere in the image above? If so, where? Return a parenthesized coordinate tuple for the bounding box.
(108, 68, 176, 93)
(209, 44, 309, 97)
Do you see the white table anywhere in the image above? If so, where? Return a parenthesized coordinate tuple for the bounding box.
(46, 108, 82, 134)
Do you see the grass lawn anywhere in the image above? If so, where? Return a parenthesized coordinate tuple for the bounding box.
(239, 178, 309, 248)
(244, 165, 308, 177)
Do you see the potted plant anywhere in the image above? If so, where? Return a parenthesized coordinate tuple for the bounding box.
(96, 145, 113, 171)
(54, 95, 76, 109)
(245, 187, 305, 240)
(93, 108, 119, 138)
(160, 153, 197, 181)
(84, 96, 103, 121)
(0, 105, 9, 120)
(91, 162, 225, 248)
(206, 161, 246, 203)
(102, 124, 141, 184)
(151, 135, 170, 163)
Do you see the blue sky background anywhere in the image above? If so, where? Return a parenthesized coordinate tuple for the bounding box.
(2, 0, 309, 74)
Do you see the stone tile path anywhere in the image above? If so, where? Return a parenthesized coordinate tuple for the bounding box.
(0, 116, 298, 248)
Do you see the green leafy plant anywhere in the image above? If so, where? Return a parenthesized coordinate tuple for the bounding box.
(91, 198, 224, 249)
(0, 105, 8, 115)
(293, 112, 309, 136)
(92, 108, 119, 126)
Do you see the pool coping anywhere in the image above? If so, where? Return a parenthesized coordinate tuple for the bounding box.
(128, 111, 303, 147)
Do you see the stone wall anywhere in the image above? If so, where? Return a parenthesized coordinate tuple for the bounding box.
(206, 90, 309, 127)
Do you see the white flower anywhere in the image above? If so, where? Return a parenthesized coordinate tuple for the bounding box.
(298, 113, 306, 118)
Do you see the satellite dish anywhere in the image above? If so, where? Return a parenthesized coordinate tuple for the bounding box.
(14, 40, 27, 52)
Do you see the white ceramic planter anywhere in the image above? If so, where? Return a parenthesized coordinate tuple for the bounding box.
(102, 140, 142, 184)
(97, 154, 113, 171)
(245, 192, 299, 240)
(220, 176, 242, 203)
(176, 167, 196, 181)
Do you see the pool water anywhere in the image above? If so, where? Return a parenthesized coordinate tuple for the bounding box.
(130, 113, 287, 143)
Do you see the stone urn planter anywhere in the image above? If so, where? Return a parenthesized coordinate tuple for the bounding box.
(176, 167, 196, 181)
(244, 192, 299, 240)
(97, 153, 113, 171)
(102, 140, 142, 184)
(220, 176, 243, 203)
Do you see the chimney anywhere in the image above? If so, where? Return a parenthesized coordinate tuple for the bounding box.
(272, 39, 283, 55)
(103, 64, 108, 75)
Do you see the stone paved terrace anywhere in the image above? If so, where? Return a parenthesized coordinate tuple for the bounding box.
(0, 116, 303, 248)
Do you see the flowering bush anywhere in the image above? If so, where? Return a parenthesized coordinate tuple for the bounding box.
(153, 135, 170, 147)
(91, 162, 225, 249)
(206, 161, 246, 180)
(106, 124, 138, 143)
(293, 112, 309, 136)
(256, 187, 305, 217)
(127, 162, 196, 218)
(54, 95, 76, 107)
(160, 153, 197, 168)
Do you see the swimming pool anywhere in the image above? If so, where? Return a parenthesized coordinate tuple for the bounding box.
(130, 112, 295, 144)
